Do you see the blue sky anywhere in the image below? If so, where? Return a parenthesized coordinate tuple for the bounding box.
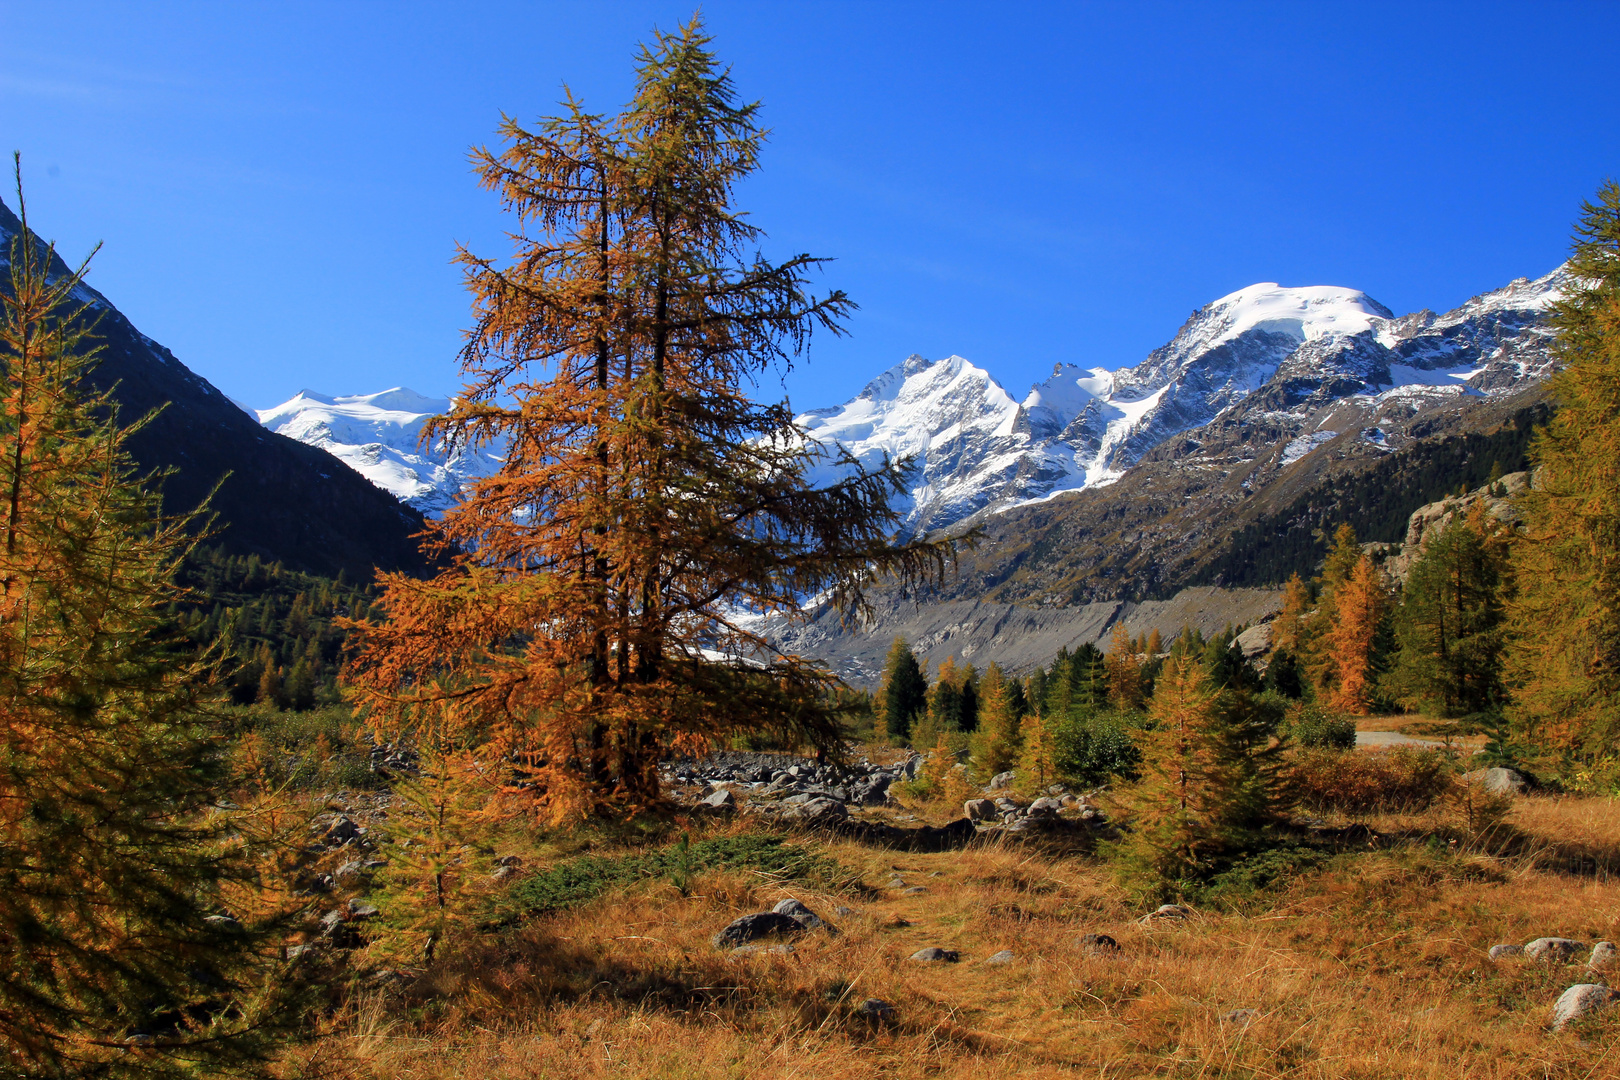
(4, 1, 1617, 413)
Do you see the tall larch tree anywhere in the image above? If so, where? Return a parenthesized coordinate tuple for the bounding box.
(343, 19, 951, 819)
(1327, 554, 1386, 714)
(0, 169, 296, 1078)
(1104, 623, 1145, 711)
(1506, 180, 1620, 761)
(969, 662, 1020, 779)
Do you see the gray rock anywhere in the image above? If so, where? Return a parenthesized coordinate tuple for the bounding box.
(495, 854, 523, 867)
(993, 796, 1020, 813)
(1028, 797, 1062, 817)
(319, 910, 347, 935)
(902, 885, 929, 895)
(857, 998, 896, 1021)
(712, 911, 803, 949)
(203, 914, 241, 932)
(909, 947, 959, 962)
(1459, 767, 1527, 795)
(1551, 984, 1618, 1031)
(985, 949, 1015, 964)
(772, 898, 827, 931)
(1588, 941, 1616, 970)
(700, 788, 735, 810)
(1143, 904, 1191, 922)
(1488, 943, 1525, 961)
(334, 859, 368, 885)
(322, 816, 362, 847)
(885, 875, 907, 889)
(1526, 937, 1586, 962)
(490, 864, 519, 882)
(1079, 933, 1120, 957)
(286, 942, 325, 960)
(781, 796, 847, 822)
(347, 900, 380, 920)
(964, 798, 997, 821)
(989, 770, 1017, 790)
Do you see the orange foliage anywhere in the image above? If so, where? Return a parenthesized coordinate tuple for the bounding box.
(1328, 554, 1386, 714)
(342, 21, 948, 822)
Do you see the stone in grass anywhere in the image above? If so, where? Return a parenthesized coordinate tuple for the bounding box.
(1140, 904, 1191, 923)
(711, 911, 803, 950)
(1220, 1008, 1260, 1027)
(985, 949, 1015, 964)
(700, 788, 735, 810)
(1079, 933, 1120, 957)
(885, 874, 907, 889)
(773, 898, 828, 931)
(1525, 937, 1586, 963)
(1551, 984, 1618, 1031)
(902, 886, 929, 896)
(1488, 943, 1525, 961)
(857, 998, 896, 1022)
(964, 798, 997, 821)
(988, 770, 1017, 791)
(909, 947, 960, 963)
(1588, 941, 1616, 970)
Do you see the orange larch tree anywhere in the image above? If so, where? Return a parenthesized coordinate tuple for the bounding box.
(1328, 554, 1387, 714)
(343, 19, 950, 821)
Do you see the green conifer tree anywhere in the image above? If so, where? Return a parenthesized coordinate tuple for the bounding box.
(879, 636, 928, 743)
(1384, 504, 1511, 715)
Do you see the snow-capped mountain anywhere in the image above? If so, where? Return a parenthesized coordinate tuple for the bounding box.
(260, 269, 1564, 534)
(796, 268, 1565, 536)
(257, 389, 502, 514)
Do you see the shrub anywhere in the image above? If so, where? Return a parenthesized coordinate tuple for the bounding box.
(1291, 747, 1450, 813)
(1291, 707, 1358, 750)
(1050, 710, 1141, 784)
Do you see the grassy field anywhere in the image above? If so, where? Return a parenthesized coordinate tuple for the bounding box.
(282, 767, 1620, 1080)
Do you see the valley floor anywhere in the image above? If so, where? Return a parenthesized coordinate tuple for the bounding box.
(297, 786, 1620, 1080)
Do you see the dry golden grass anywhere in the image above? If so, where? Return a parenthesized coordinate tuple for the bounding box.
(292, 797, 1620, 1080)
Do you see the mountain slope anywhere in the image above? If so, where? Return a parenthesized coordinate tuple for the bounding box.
(0, 198, 431, 580)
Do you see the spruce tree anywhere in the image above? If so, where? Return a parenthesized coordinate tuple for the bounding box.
(344, 19, 951, 818)
(0, 170, 294, 1077)
(1384, 504, 1510, 715)
(879, 637, 928, 744)
(1506, 180, 1620, 760)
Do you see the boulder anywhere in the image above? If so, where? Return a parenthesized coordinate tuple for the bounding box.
(781, 796, 847, 822)
(1028, 797, 1062, 817)
(1488, 943, 1525, 961)
(347, 900, 380, 920)
(1526, 937, 1586, 963)
(700, 788, 735, 810)
(1234, 623, 1270, 659)
(856, 998, 896, 1022)
(1080, 933, 1120, 957)
(989, 770, 1017, 790)
(711, 911, 804, 949)
(1588, 941, 1616, 970)
(1459, 767, 1527, 795)
(772, 898, 827, 931)
(1551, 984, 1618, 1031)
(909, 947, 959, 962)
(985, 949, 1015, 964)
(963, 798, 997, 821)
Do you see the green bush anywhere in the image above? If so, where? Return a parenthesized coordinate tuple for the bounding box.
(1290, 707, 1357, 750)
(1051, 710, 1141, 784)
